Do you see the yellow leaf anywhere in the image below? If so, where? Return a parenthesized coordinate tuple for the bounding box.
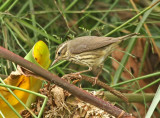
(0, 75, 30, 117)
(33, 40, 51, 69)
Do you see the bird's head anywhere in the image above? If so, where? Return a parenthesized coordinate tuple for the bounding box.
(51, 42, 68, 66)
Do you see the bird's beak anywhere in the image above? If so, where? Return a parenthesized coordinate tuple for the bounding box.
(51, 58, 59, 66)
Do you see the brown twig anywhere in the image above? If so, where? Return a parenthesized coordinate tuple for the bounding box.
(62, 74, 128, 103)
(0, 47, 134, 117)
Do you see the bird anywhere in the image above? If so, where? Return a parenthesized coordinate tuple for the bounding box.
(51, 33, 138, 83)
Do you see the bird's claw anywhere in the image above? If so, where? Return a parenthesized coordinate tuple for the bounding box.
(92, 76, 98, 86)
(71, 72, 82, 78)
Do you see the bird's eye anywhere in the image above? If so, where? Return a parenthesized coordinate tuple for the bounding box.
(58, 51, 61, 56)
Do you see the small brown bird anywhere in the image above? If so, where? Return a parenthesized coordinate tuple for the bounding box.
(52, 33, 138, 83)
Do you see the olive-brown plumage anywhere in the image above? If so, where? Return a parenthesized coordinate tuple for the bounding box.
(52, 33, 138, 79)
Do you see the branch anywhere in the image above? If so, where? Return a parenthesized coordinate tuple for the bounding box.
(63, 74, 128, 103)
(0, 47, 134, 118)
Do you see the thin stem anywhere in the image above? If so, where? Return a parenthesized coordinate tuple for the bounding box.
(112, 71, 160, 87)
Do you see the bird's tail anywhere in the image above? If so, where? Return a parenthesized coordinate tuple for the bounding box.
(117, 33, 139, 41)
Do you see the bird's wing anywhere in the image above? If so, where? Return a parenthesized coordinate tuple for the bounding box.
(68, 36, 118, 54)
(68, 33, 138, 54)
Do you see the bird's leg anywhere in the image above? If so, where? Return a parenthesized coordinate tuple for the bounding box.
(92, 65, 103, 85)
(74, 67, 92, 75)
(92, 71, 101, 86)
(71, 67, 92, 78)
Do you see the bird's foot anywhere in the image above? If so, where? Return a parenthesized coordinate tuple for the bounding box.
(63, 72, 82, 79)
(69, 72, 82, 84)
(91, 76, 98, 86)
(62, 72, 82, 84)
(71, 72, 82, 78)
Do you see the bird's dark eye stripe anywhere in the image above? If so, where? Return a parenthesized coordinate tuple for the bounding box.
(58, 51, 61, 55)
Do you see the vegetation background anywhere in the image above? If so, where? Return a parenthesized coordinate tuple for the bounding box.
(0, 0, 160, 117)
